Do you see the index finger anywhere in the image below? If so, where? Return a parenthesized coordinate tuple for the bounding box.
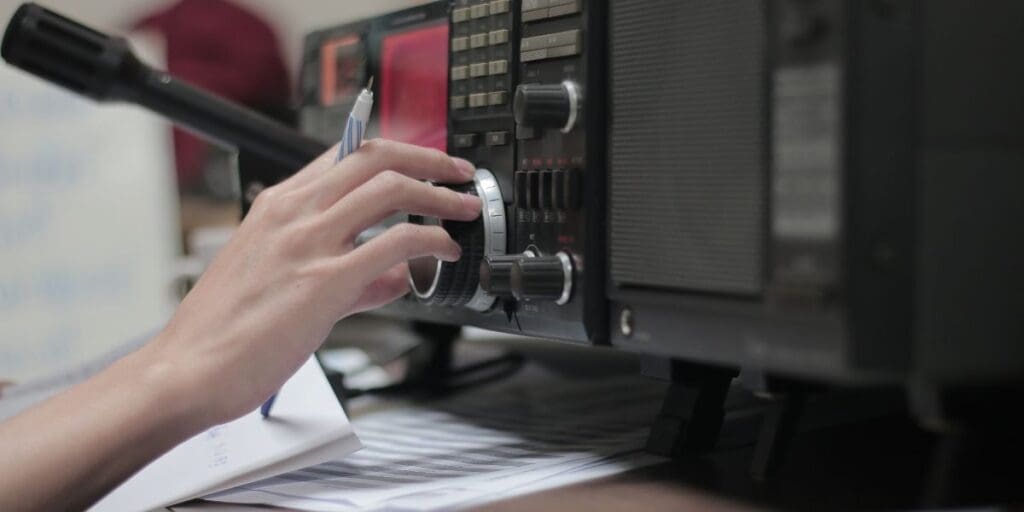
(309, 139, 476, 204)
(275, 142, 343, 191)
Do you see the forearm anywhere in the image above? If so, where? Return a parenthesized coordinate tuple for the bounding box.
(0, 345, 208, 511)
(0, 141, 478, 510)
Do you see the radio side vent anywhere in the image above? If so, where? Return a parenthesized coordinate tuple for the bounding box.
(609, 0, 767, 296)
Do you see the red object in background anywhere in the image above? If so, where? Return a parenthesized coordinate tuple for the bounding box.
(134, 0, 290, 189)
(379, 23, 449, 151)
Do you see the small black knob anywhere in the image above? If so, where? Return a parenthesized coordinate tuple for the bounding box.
(480, 255, 519, 296)
(514, 81, 580, 132)
(511, 253, 573, 304)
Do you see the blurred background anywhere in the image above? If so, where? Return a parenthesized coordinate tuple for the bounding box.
(0, 0, 424, 383)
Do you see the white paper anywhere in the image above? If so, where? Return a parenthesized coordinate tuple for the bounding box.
(204, 372, 667, 511)
(90, 357, 362, 512)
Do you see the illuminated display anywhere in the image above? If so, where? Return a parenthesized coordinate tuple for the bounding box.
(378, 23, 449, 151)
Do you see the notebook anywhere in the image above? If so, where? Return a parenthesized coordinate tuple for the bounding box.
(86, 356, 361, 511)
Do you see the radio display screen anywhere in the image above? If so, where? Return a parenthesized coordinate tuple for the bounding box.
(378, 22, 449, 151)
(319, 34, 365, 107)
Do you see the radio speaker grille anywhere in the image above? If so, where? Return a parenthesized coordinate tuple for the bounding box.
(609, 0, 767, 295)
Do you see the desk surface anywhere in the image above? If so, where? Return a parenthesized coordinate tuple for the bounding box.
(173, 318, 1020, 511)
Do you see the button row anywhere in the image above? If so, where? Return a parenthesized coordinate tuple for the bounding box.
(521, 30, 579, 52)
(452, 59, 508, 81)
(450, 2, 513, 114)
(522, 0, 580, 23)
(453, 29, 510, 53)
(452, 0, 511, 23)
(520, 29, 581, 62)
(521, 43, 580, 62)
(453, 131, 511, 148)
(452, 91, 508, 109)
(515, 169, 582, 210)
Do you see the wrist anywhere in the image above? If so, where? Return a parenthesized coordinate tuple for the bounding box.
(108, 339, 215, 438)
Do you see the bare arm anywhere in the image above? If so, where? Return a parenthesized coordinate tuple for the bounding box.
(0, 140, 480, 511)
(0, 347, 200, 511)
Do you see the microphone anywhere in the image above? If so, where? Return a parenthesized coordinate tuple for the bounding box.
(1, 2, 327, 171)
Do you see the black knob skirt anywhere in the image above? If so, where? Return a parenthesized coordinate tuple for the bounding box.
(514, 83, 573, 130)
(409, 182, 486, 307)
(512, 255, 572, 303)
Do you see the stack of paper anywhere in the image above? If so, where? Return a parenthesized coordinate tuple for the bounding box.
(203, 371, 668, 511)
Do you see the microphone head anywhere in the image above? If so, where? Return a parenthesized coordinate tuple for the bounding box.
(2, 2, 141, 101)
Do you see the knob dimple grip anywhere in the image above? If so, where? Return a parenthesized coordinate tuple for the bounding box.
(413, 182, 484, 307)
(512, 255, 572, 303)
(514, 83, 572, 129)
(409, 169, 507, 312)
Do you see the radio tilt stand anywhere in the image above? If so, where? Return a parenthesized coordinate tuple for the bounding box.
(643, 360, 814, 480)
(642, 357, 739, 459)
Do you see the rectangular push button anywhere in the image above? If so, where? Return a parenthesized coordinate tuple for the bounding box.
(546, 44, 580, 59)
(521, 30, 580, 51)
(488, 29, 509, 45)
(487, 91, 508, 106)
(452, 7, 470, 23)
(468, 93, 489, 108)
(489, 0, 511, 14)
(485, 131, 510, 146)
(470, 4, 490, 18)
(452, 37, 469, 52)
(521, 49, 548, 62)
(526, 171, 540, 209)
(515, 171, 529, 208)
(450, 95, 467, 110)
(539, 170, 554, 209)
(470, 33, 489, 49)
(548, 0, 580, 18)
(451, 65, 469, 81)
(488, 60, 508, 75)
(552, 169, 566, 209)
(522, 8, 549, 22)
(453, 133, 477, 148)
(469, 62, 488, 77)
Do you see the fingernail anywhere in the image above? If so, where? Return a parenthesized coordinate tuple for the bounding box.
(453, 158, 476, 178)
(445, 245, 463, 262)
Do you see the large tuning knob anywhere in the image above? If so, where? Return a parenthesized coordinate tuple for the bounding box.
(408, 169, 506, 312)
(513, 80, 581, 133)
(511, 252, 574, 305)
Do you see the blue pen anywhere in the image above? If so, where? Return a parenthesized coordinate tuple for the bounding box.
(261, 77, 374, 419)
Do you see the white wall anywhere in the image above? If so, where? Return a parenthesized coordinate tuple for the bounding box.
(0, 43, 181, 381)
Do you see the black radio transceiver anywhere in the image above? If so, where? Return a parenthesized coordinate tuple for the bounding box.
(5, 0, 1022, 440)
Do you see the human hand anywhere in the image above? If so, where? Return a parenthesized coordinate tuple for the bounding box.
(138, 140, 481, 427)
